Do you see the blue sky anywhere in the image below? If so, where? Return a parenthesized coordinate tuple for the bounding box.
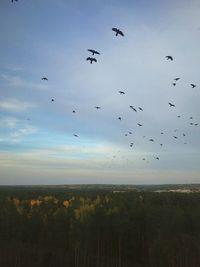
(0, 0, 200, 184)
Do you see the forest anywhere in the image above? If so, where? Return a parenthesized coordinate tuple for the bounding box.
(0, 186, 200, 267)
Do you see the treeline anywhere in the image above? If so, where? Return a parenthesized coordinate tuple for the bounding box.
(0, 189, 200, 267)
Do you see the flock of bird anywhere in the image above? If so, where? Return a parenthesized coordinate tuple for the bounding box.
(9, 2, 198, 165)
(38, 26, 198, 164)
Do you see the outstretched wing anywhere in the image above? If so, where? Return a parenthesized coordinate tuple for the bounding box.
(168, 102, 175, 107)
(118, 30, 124, 36)
(112, 28, 118, 32)
(88, 49, 100, 55)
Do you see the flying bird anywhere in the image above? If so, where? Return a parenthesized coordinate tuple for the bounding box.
(190, 123, 193, 125)
(190, 117, 193, 119)
(160, 144, 163, 146)
(95, 106, 101, 109)
(138, 107, 143, 111)
(149, 139, 154, 142)
(168, 102, 175, 107)
(128, 131, 132, 134)
(73, 134, 79, 137)
(125, 134, 128, 136)
(155, 157, 159, 160)
(72, 110, 76, 113)
(86, 57, 97, 64)
(130, 106, 137, 112)
(183, 133, 186, 136)
(118, 117, 122, 121)
(174, 78, 180, 81)
(137, 123, 143, 127)
(166, 56, 173, 61)
(190, 84, 196, 88)
(112, 28, 124, 37)
(194, 123, 198, 126)
(51, 99, 54, 102)
(119, 91, 125, 94)
(41, 77, 48, 81)
(160, 132, 164, 135)
(88, 49, 100, 55)
(173, 136, 178, 139)
(172, 83, 176, 86)
(177, 115, 181, 118)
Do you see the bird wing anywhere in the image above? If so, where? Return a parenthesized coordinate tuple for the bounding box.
(88, 49, 100, 55)
(118, 30, 124, 36)
(112, 28, 118, 32)
(88, 49, 94, 53)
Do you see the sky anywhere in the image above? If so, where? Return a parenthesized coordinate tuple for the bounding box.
(0, 0, 200, 185)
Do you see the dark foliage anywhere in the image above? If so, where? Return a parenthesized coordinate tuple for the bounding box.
(0, 187, 200, 267)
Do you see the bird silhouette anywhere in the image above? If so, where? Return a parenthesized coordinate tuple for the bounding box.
(51, 99, 54, 102)
(130, 106, 137, 112)
(138, 107, 143, 111)
(72, 110, 76, 113)
(41, 77, 48, 81)
(190, 117, 193, 119)
(160, 132, 164, 135)
(174, 78, 180, 81)
(177, 115, 181, 118)
(73, 134, 78, 137)
(137, 123, 143, 127)
(190, 84, 196, 88)
(168, 102, 175, 107)
(166, 56, 173, 61)
(119, 91, 125, 94)
(95, 106, 101, 109)
(173, 136, 178, 139)
(118, 117, 122, 120)
(125, 134, 128, 136)
(128, 131, 132, 134)
(88, 49, 100, 55)
(149, 139, 154, 142)
(160, 144, 163, 146)
(183, 133, 186, 136)
(190, 123, 193, 125)
(86, 57, 97, 64)
(173, 83, 176, 86)
(194, 123, 198, 126)
(155, 157, 159, 160)
(112, 28, 124, 36)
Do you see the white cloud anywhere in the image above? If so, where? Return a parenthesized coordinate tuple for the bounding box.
(1, 74, 47, 90)
(1, 117, 19, 129)
(0, 98, 36, 112)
